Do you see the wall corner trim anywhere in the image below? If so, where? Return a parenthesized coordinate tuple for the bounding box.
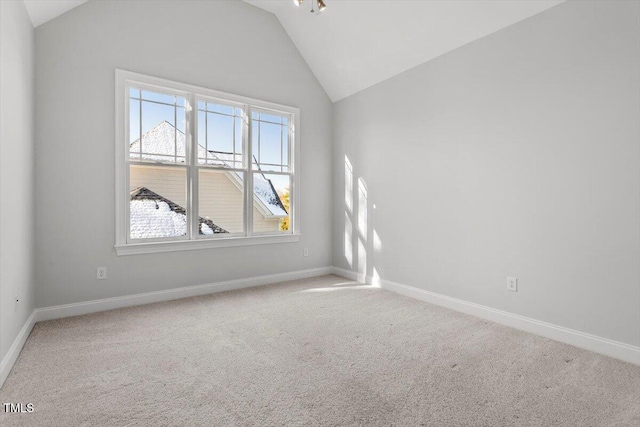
(330, 267, 640, 366)
(0, 310, 37, 388)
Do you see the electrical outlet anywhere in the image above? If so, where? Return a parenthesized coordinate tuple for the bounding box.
(97, 267, 107, 280)
(303, 248, 309, 257)
(507, 277, 517, 292)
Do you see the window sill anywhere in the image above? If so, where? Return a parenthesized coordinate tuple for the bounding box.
(115, 234, 300, 256)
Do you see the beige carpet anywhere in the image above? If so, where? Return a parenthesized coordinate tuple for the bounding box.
(1, 275, 639, 426)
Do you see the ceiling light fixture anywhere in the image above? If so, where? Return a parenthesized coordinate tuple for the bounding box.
(293, 0, 327, 14)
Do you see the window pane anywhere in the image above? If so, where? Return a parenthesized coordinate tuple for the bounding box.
(207, 113, 234, 154)
(141, 101, 176, 160)
(129, 98, 140, 145)
(177, 106, 186, 134)
(235, 117, 243, 163)
(129, 165, 187, 239)
(251, 162, 289, 173)
(251, 120, 259, 160)
(199, 169, 244, 235)
(257, 122, 281, 165)
(207, 102, 234, 116)
(141, 90, 175, 105)
(198, 102, 244, 167)
(259, 113, 282, 124)
(129, 88, 186, 163)
(282, 129, 289, 167)
(197, 110, 206, 161)
(252, 111, 290, 172)
(252, 173, 291, 234)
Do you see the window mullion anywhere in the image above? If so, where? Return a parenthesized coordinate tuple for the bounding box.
(246, 105, 253, 237)
(188, 93, 199, 240)
(139, 91, 142, 158)
(289, 118, 295, 233)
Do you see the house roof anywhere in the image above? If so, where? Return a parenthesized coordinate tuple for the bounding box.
(129, 120, 209, 162)
(130, 187, 227, 239)
(130, 121, 288, 218)
(210, 149, 288, 217)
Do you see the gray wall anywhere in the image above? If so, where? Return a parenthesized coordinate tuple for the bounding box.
(333, 0, 640, 346)
(35, 0, 333, 307)
(0, 0, 36, 362)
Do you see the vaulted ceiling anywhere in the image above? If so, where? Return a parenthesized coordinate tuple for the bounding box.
(244, 0, 565, 101)
(23, 0, 565, 102)
(23, 0, 88, 27)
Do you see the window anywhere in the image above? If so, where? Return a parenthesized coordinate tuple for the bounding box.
(115, 70, 300, 255)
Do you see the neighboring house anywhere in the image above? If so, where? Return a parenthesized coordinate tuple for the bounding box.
(130, 187, 227, 239)
(129, 121, 287, 238)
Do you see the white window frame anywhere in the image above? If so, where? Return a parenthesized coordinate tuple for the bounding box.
(115, 69, 300, 256)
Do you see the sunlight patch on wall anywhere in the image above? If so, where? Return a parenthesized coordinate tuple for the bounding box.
(345, 155, 353, 213)
(373, 229, 382, 253)
(344, 211, 353, 267)
(372, 268, 381, 287)
(357, 177, 368, 241)
(358, 238, 367, 278)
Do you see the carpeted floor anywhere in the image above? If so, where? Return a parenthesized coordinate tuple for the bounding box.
(1, 275, 639, 426)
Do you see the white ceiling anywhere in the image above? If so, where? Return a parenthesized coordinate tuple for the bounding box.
(23, 0, 88, 27)
(245, 0, 565, 101)
(23, 0, 565, 102)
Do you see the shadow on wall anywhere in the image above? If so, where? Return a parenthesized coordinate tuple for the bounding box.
(344, 154, 383, 286)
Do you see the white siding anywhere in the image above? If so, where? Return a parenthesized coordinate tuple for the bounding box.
(199, 169, 245, 233)
(130, 165, 186, 208)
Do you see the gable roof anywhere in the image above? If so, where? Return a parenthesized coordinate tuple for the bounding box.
(130, 187, 227, 239)
(130, 121, 287, 218)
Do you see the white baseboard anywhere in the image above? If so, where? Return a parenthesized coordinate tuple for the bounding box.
(331, 267, 640, 365)
(36, 266, 333, 322)
(4, 265, 635, 392)
(329, 267, 364, 283)
(331, 267, 382, 287)
(0, 310, 36, 388)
